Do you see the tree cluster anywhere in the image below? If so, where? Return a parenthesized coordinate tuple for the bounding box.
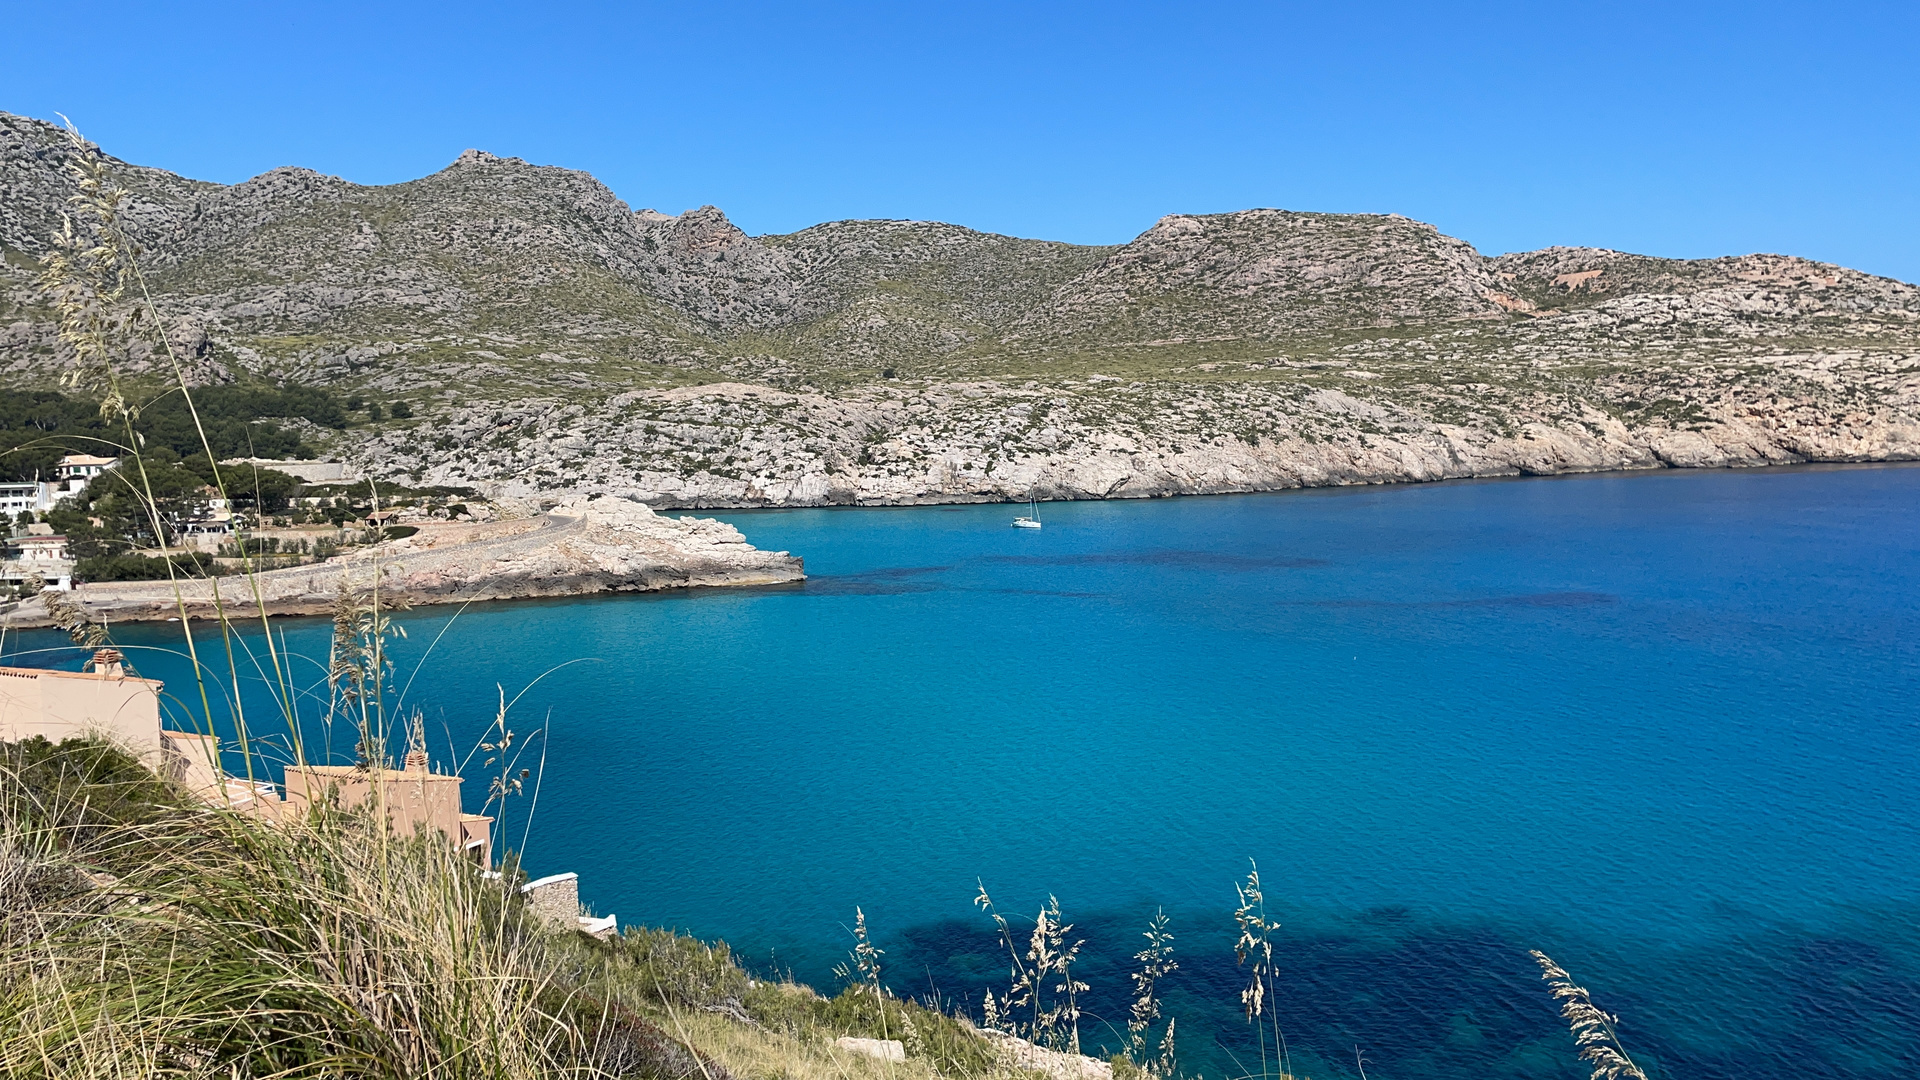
(46, 449, 301, 560)
(0, 385, 348, 484)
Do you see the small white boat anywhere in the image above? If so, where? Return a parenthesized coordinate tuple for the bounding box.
(1012, 496, 1043, 529)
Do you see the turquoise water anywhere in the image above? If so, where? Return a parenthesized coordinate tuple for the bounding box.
(10, 465, 1919, 1079)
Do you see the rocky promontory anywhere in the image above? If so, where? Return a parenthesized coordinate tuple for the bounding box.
(0, 496, 802, 627)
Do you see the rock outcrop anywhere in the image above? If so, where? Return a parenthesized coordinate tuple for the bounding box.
(1034, 209, 1506, 337)
(0, 497, 803, 627)
(981, 1031, 1112, 1080)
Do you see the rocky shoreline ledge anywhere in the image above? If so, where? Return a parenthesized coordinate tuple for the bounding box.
(0, 495, 803, 629)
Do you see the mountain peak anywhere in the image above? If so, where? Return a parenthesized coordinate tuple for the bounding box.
(452, 148, 526, 168)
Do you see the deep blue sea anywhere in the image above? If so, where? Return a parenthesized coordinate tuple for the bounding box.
(9, 465, 1919, 1080)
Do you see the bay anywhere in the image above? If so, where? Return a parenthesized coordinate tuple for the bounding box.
(10, 464, 1918, 1079)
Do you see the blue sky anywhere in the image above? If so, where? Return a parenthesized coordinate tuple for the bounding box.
(5, 0, 1916, 280)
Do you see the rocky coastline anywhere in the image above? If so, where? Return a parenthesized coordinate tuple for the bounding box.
(0, 495, 802, 628)
(404, 369, 1920, 510)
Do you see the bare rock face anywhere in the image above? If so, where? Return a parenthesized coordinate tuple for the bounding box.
(0, 498, 802, 627)
(386, 343, 1919, 511)
(1036, 210, 1505, 338)
(0, 113, 212, 257)
(629, 205, 803, 329)
(1488, 247, 1920, 325)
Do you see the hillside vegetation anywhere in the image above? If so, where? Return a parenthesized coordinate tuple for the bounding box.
(4, 111, 1916, 507)
(0, 737, 1025, 1080)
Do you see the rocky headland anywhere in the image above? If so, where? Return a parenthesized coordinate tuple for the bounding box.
(0, 496, 802, 627)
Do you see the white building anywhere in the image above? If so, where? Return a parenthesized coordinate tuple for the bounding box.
(54, 454, 119, 499)
(1, 528, 73, 592)
(0, 457, 124, 520)
(0, 482, 54, 518)
(12, 534, 68, 563)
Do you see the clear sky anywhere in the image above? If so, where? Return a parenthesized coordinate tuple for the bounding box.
(4, 0, 1916, 281)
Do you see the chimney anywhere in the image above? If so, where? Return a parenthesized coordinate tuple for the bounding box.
(404, 712, 429, 772)
(91, 648, 125, 677)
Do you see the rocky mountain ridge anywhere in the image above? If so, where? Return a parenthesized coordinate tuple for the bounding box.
(4, 110, 1917, 507)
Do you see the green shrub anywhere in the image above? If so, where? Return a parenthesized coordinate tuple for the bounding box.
(0, 737, 184, 841)
(604, 926, 753, 1009)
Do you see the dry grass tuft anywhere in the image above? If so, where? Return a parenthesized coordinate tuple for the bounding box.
(1530, 950, 1651, 1080)
(1123, 908, 1177, 1078)
(974, 884, 1088, 1055)
(1230, 861, 1293, 1080)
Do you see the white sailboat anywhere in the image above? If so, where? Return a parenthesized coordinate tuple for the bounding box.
(1012, 495, 1043, 529)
